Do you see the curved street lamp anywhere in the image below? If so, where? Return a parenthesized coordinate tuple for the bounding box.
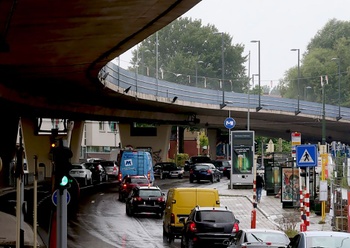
(215, 32, 226, 109)
(251, 40, 261, 111)
(291, 48, 301, 115)
(331, 57, 342, 121)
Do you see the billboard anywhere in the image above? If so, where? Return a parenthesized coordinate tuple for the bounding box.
(232, 146, 253, 174)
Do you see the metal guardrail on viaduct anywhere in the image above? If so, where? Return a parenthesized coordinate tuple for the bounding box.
(103, 61, 350, 121)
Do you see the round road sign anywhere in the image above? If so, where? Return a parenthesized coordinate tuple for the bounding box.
(224, 117, 236, 129)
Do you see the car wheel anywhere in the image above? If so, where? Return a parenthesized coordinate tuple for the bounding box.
(189, 177, 193, 183)
(178, 175, 183, 179)
(188, 238, 195, 248)
(89, 178, 93, 185)
(163, 227, 170, 243)
(158, 211, 163, 219)
(217, 175, 220, 182)
(84, 176, 88, 186)
(210, 175, 214, 183)
(181, 235, 186, 248)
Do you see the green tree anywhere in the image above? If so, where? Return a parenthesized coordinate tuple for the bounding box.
(280, 19, 350, 107)
(129, 17, 249, 92)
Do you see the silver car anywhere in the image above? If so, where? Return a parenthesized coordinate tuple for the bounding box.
(230, 228, 290, 248)
(288, 231, 350, 248)
(69, 163, 93, 186)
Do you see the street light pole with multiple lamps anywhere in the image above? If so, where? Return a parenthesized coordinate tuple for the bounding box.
(251, 40, 261, 111)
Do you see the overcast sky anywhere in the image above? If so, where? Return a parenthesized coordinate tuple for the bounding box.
(119, 0, 350, 87)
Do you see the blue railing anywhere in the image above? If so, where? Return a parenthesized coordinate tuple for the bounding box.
(103, 62, 350, 121)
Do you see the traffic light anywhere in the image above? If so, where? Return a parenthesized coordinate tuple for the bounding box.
(53, 139, 73, 189)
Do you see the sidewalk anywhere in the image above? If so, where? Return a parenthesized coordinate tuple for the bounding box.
(216, 182, 333, 232)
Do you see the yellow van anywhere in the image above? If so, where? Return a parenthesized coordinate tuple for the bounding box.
(162, 187, 220, 242)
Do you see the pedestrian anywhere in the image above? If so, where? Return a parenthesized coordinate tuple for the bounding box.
(256, 174, 264, 203)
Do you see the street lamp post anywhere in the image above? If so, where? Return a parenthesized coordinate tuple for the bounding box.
(304, 86, 311, 100)
(331, 58, 342, 121)
(195, 60, 204, 88)
(155, 31, 159, 97)
(291, 48, 301, 115)
(321, 76, 327, 145)
(251, 40, 261, 111)
(215, 32, 226, 109)
(248, 74, 259, 130)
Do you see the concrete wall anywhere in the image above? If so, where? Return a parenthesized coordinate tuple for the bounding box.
(118, 124, 171, 163)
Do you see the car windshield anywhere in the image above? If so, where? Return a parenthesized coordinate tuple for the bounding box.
(139, 189, 162, 197)
(101, 161, 114, 167)
(195, 211, 234, 223)
(307, 236, 350, 248)
(246, 232, 288, 244)
(131, 178, 149, 184)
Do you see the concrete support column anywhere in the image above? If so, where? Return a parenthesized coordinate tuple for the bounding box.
(118, 124, 172, 162)
(69, 121, 84, 164)
(207, 128, 219, 159)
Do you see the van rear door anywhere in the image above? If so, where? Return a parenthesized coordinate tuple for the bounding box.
(197, 189, 220, 207)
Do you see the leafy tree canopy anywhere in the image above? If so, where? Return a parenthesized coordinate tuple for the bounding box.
(281, 19, 350, 107)
(129, 17, 249, 93)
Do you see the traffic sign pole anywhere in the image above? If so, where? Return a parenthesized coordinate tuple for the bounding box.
(57, 188, 68, 248)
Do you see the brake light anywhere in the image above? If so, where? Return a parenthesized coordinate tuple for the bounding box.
(157, 197, 165, 202)
(122, 183, 127, 189)
(207, 170, 211, 174)
(147, 172, 150, 180)
(113, 166, 117, 172)
(118, 173, 122, 182)
(265, 242, 272, 245)
(133, 197, 142, 201)
(189, 222, 197, 232)
(232, 222, 239, 233)
(171, 213, 175, 224)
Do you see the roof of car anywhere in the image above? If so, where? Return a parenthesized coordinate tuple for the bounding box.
(137, 185, 160, 190)
(193, 206, 232, 212)
(300, 231, 350, 237)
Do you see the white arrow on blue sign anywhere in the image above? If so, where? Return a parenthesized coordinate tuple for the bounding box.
(224, 117, 236, 129)
(52, 189, 71, 206)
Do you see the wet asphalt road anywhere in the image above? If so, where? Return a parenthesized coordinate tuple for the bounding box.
(67, 178, 190, 248)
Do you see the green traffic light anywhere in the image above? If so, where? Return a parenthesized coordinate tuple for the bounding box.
(60, 176, 69, 186)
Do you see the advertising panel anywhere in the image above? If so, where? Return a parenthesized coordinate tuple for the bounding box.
(232, 146, 253, 174)
(281, 167, 300, 203)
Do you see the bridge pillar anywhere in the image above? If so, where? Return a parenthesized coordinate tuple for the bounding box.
(69, 120, 84, 164)
(118, 124, 171, 163)
(207, 128, 220, 159)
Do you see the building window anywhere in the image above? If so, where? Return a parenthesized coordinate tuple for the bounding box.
(99, 121, 105, 131)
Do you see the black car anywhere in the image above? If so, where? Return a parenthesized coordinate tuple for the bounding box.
(85, 162, 108, 184)
(189, 163, 221, 183)
(180, 206, 240, 248)
(184, 156, 212, 171)
(125, 185, 166, 218)
(211, 160, 231, 178)
(154, 162, 184, 179)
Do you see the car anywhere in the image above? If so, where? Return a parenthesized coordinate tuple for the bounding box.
(180, 206, 240, 248)
(212, 159, 231, 178)
(288, 231, 350, 248)
(85, 162, 108, 184)
(230, 228, 290, 248)
(189, 163, 221, 183)
(154, 162, 184, 179)
(125, 185, 166, 218)
(100, 160, 119, 179)
(69, 163, 93, 186)
(118, 175, 150, 202)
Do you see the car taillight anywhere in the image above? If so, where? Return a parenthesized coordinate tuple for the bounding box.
(223, 168, 227, 171)
(118, 173, 122, 182)
(171, 213, 175, 224)
(232, 222, 239, 233)
(157, 197, 165, 202)
(122, 183, 127, 189)
(133, 197, 142, 201)
(113, 166, 117, 172)
(147, 172, 150, 180)
(190, 169, 193, 174)
(189, 222, 197, 232)
(207, 170, 212, 174)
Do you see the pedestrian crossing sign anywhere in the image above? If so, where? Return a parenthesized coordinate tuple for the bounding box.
(296, 145, 317, 167)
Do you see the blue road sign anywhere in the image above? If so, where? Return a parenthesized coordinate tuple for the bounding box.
(296, 145, 317, 167)
(52, 189, 71, 206)
(224, 117, 236, 129)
